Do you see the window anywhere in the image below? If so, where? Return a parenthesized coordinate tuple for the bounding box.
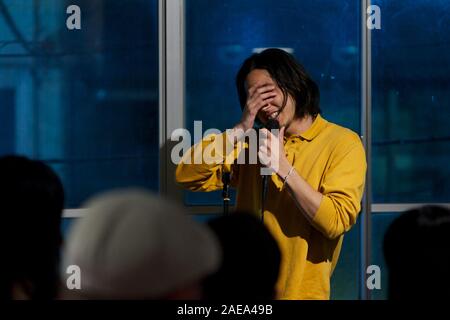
(369, 0, 450, 300)
(185, 0, 361, 206)
(372, 0, 450, 203)
(0, 0, 159, 207)
(183, 0, 362, 299)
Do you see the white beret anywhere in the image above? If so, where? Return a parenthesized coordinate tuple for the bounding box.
(61, 189, 221, 299)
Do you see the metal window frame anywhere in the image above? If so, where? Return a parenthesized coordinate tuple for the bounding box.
(62, 203, 450, 218)
(360, 0, 372, 301)
(157, 0, 450, 301)
(159, 0, 185, 203)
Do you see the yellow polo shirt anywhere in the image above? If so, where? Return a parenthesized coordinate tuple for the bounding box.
(175, 114, 367, 299)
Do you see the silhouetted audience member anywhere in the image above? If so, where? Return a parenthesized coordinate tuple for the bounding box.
(384, 205, 450, 299)
(0, 155, 64, 299)
(203, 212, 281, 300)
(60, 189, 221, 299)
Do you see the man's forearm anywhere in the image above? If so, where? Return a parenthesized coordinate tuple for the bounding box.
(280, 165, 323, 221)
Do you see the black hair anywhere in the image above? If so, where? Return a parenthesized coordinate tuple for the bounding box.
(383, 205, 450, 300)
(236, 48, 321, 120)
(0, 155, 64, 300)
(202, 212, 281, 300)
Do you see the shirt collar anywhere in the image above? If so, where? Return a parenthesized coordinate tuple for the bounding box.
(286, 114, 328, 142)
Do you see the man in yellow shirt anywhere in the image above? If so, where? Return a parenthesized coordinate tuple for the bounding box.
(176, 48, 367, 299)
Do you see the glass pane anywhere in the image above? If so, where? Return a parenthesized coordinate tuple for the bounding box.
(192, 213, 220, 224)
(330, 218, 360, 300)
(370, 212, 402, 300)
(372, 0, 450, 202)
(0, 0, 159, 207)
(185, 0, 361, 205)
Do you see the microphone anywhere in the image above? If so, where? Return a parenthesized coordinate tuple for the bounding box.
(261, 118, 280, 220)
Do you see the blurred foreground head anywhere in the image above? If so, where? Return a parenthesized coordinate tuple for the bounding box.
(61, 189, 221, 299)
(384, 205, 450, 299)
(0, 155, 64, 300)
(203, 212, 281, 300)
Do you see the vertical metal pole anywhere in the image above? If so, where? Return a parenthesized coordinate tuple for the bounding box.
(32, 0, 40, 158)
(159, 0, 185, 202)
(360, 0, 373, 300)
(159, 0, 168, 195)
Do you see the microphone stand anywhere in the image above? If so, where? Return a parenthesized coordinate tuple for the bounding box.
(261, 175, 268, 222)
(260, 119, 280, 222)
(222, 171, 231, 216)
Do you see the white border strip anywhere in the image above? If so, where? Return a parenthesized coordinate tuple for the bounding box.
(360, 0, 372, 300)
(62, 206, 227, 218)
(63, 209, 87, 218)
(62, 203, 450, 218)
(372, 203, 450, 213)
(159, 0, 185, 203)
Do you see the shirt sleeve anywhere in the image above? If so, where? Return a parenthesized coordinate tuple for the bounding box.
(311, 138, 367, 240)
(175, 131, 244, 192)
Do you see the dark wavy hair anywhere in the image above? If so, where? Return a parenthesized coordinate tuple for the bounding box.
(236, 48, 321, 120)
